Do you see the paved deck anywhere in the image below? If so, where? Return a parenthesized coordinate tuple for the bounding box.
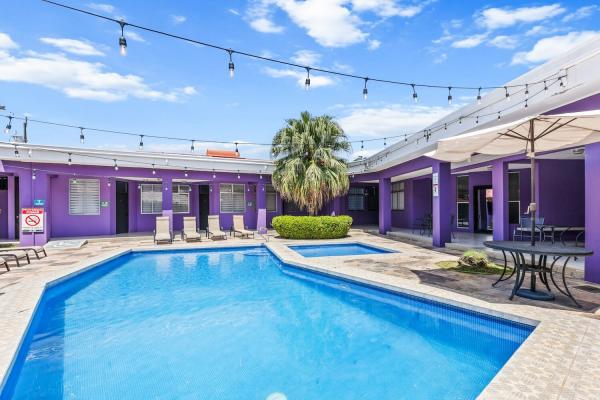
(0, 230, 599, 399)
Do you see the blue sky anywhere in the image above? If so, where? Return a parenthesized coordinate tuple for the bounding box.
(0, 0, 598, 159)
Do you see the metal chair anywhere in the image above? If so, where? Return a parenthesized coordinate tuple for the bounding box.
(513, 215, 545, 242)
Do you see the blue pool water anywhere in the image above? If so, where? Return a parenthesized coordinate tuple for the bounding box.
(289, 242, 393, 257)
(2, 247, 533, 400)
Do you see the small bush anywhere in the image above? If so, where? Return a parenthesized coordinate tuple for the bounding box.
(271, 215, 353, 239)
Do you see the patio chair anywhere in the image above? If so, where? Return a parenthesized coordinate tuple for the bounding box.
(0, 249, 31, 267)
(0, 256, 9, 272)
(181, 217, 202, 242)
(3, 246, 47, 259)
(153, 216, 173, 244)
(207, 215, 227, 240)
(232, 215, 254, 238)
(513, 215, 545, 242)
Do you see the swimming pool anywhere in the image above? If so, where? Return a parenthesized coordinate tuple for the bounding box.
(289, 242, 394, 257)
(1, 246, 533, 399)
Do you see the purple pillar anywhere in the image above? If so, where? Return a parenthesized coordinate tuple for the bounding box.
(378, 177, 391, 234)
(19, 169, 50, 246)
(432, 162, 451, 247)
(492, 160, 510, 241)
(7, 175, 15, 240)
(162, 175, 173, 230)
(585, 143, 600, 283)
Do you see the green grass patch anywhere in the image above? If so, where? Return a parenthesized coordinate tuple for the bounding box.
(435, 260, 511, 275)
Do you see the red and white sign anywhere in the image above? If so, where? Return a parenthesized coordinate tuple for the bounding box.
(21, 208, 44, 233)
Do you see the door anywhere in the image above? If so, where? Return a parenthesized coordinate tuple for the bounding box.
(473, 185, 493, 232)
(116, 181, 129, 234)
(198, 185, 210, 230)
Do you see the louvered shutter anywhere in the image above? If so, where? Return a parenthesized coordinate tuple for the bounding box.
(69, 178, 100, 215)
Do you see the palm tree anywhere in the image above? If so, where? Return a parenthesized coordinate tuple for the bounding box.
(271, 111, 351, 215)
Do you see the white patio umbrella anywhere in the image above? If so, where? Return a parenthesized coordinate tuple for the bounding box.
(427, 110, 600, 245)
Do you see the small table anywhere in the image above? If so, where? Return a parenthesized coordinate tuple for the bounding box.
(484, 241, 593, 308)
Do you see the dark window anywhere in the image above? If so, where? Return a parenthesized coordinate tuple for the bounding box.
(348, 187, 365, 211)
(457, 203, 469, 228)
(508, 172, 520, 224)
(456, 176, 469, 202)
(456, 176, 469, 228)
(0, 177, 7, 191)
(366, 186, 378, 211)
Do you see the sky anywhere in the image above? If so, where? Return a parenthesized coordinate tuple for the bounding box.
(0, 0, 598, 160)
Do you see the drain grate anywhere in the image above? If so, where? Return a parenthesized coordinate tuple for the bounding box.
(574, 285, 600, 294)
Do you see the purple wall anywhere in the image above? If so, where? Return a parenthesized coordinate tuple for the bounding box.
(537, 159, 584, 226)
(0, 188, 7, 238)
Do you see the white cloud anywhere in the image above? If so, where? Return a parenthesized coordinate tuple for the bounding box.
(562, 5, 598, 22)
(290, 50, 321, 65)
(476, 4, 565, 30)
(511, 31, 600, 65)
(39, 37, 105, 56)
(178, 86, 197, 95)
(451, 34, 488, 48)
(0, 33, 18, 50)
(338, 103, 455, 137)
(0, 33, 195, 103)
(124, 30, 146, 43)
(263, 66, 335, 88)
(367, 39, 381, 50)
(246, 0, 430, 47)
(228, 8, 241, 16)
(333, 61, 354, 73)
(488, 35, 518, 49)
(433, 53, 447, 64)
(87, 3, 115, 14)
(171, 15, 187, 24)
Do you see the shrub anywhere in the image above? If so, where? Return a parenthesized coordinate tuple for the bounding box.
(271, 215, 353, 239)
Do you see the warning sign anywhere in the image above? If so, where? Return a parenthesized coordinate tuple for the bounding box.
(21, 208, 44, 233)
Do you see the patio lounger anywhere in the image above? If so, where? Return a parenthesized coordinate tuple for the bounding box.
(3, 246, 47, 259)
(0, 256, 9, 272)
(181, 217, 203, 242)
(0, 250, 30, 267)
(207, 215, 227, 240)
(153, 216, 173, 244)
(232, 215, 254, 238)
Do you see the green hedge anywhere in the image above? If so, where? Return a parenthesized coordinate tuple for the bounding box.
(271, 215, 353, 239)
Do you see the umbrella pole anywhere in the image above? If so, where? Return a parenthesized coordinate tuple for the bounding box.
(529, 119, 537, 246)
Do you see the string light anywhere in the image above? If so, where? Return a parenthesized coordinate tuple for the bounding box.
(411, 84, 418, 103)
(362, 78, 369, 100)
(68, 152, 72, 165)
(384, 137, 387, 146)
(184, 167, 188, 177)
(107, 178, 111, 187)
(361, 141, 364, 150)
(444, 123, 447, 131)
(476, 116, 479, 124)
(304, 67, 311, 91)
(504, 86, 510, 101)
(235, 142, 239, 153)
(13, 145, 19, 158)
(164, 158, 169, 165)
(212, 169, 216, 179)
(152, 164, 156, 175)
(447, 87, 452, 105)
(544, 80, 548, 91)
(118, 19, 127, 56)
(228, 49, 235, 78)
(32, 169, 37, 180)
(559, 76, 564, 87)
(497, 111, 502, 120)
(28, 148, 32, 158)
(237, 170, 240, 179)
(525, 84, 529, 98)
(4, 116, 12, 134)
(525, 99, 528, 109)
(113, 159, 119, 171)
(477, 87, 482, 104)
(139, 135, 144, 150)
(190, 140, 195, 152)
(79, 127, 85, 143)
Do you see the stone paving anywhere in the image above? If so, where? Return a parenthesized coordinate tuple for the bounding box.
(0, 229, 599, 399)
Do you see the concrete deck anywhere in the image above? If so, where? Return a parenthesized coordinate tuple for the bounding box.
(0, 229, 599, 399)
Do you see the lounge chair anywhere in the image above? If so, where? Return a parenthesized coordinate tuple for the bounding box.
(1, 246, 47, 259)
(0, 256, 9, 272)
(153, 216, 173, 244)
(232, 215, 254, 238)
(181, 217, 202, 242)
(207, 215, 227, 240)
(0, 250, 30, 267)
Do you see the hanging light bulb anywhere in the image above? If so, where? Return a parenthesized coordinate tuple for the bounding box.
(190, 140, 195, 152)
(559, 76, 564, 87)
(259, 174, 263, 180)
(525, 99, 528, 109)
(32, 169, 37, 180)
(79, 127, 85, 144)
(361, 141, 364, 150)
(152, 164, 156, 175)
(384, 137, 387, 146)
(139, 135, 144, 150)
(113, 159, 119, 171)
(476, 116, 479, 124)
(362, 77, 369, 100)
(184, 167, 188, 178)
(212, 169, 216, 179)
(411, 84, 418, 103)
(497, 111, 502, 120)
(13, 145, 19, 158)
(459, 117, 462, 124)
(504, 86, 510, 101)
(228, 49, 235, 78)
(304, 67, 311, 91)
(237, 170, 240, 179)
(235, 142, 239, 154)
(164, 158, 169, 165)
(447, 86, 452, 105)
(525, 84, 529, 98)
(477, 87, 482, 104)
(68, 153, 72, 166)
(4, 116, 12, 134)
(27, 148, 32, 158)
(118, 20, 127, 56)
(107, 179, 111, 187)
(543, 80, 548, 91)
(444, 123, 447, 131)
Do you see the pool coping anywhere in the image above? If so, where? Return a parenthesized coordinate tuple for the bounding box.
(0, 238, 598, 399)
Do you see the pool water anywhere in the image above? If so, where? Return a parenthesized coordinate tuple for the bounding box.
(2, 247, 533, 400)
(289, 242, 393, 257)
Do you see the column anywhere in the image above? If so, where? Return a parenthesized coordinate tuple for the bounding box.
(585, 143, 600, 283)
(378, 177, 391, 234)
(492, 160, 510, 241)
(432, 162, 452, 247)
(19, 169, 51, 246)
(7, 175, 15, 240)
(162, 175, 173, 230)
(257, 182, 266, 210)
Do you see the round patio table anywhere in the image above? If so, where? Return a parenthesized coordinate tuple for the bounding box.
(483, 241, 593, 308)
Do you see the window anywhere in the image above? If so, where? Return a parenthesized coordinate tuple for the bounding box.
(220, 184, 245, 213)
(266, 185, 277, 212)
(391, 182, 405, 210)
(141, 184, 163, 214)
(508, 172, 520, 224)
(0, 177, 7, 191)
(348, 187, 365, 211)
(69, 178, 100, 215)
(456, 175, 469, 228)
(172, 184, 190, 214)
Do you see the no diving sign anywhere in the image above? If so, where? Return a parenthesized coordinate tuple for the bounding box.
(21, 208, 44, 233)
